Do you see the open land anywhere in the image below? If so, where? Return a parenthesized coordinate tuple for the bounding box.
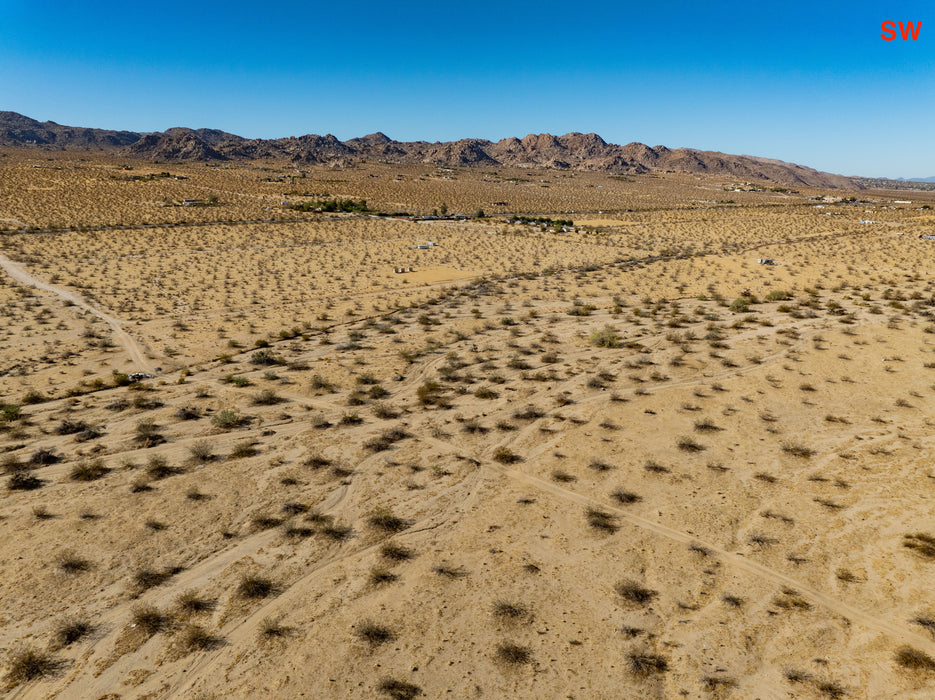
(2, 149, 935, 698)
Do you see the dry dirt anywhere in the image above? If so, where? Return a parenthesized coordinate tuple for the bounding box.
(2, 153, 935, 699)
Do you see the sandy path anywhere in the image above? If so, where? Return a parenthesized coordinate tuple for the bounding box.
(502, 466, 935, 656)
(0, 253, 154, 373)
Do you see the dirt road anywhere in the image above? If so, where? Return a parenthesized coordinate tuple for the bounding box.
(0, 253, 154, 373)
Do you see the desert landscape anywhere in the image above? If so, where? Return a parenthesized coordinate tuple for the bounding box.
(2, 141, 935, 700)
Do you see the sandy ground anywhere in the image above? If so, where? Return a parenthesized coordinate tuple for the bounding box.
(2, 155, 935, 698)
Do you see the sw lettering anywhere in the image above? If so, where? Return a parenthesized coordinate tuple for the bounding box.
(881, 20, 922, 40)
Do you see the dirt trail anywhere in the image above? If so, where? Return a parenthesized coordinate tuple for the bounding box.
(501, 466, 935, 656)
(0, 253, 154, 373)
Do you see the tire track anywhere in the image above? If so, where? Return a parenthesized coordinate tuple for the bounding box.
(0, 253, 154, 373)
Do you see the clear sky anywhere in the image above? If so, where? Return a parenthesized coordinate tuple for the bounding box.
(1, 0, 932, 177)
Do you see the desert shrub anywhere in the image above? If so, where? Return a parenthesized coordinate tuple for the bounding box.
(280, 501, 310, 516)
(676, 436, 705, 452)
(8, 472, 43, 491)
(377, 677, 423, 699)
(492, 601, 530, 621)
(69, 459, 109, 482)
(131, 604, 168, 635)
(506, 356, 531, 371)
(372, 403, 400, 419)
(237, 575, 275, 599)
(765, 290, 793, 302)
(146, 456, 180, 480)
(368, 509, 409, 533)
(693, 418, 721, 432)
(381, 542, 414, 561)
(56, 551, 92, 574)
(259, 617, 292, 639)
(416, 380, 445, 406)
(551, 469, 575, 482)
(586, 507, 618, 533)
(53, 618, 92, 648)
(250, 514, 282, 531)
(252, 389, 283, 405)
(178, 624, 220, 652)
(134, 419, 164, 447)
(911, 616, 935, 634)
(616, 580, 658, 605)
(340, 412, 363, 425)
(493, 447, 521, 464)
(611, 488, 642, 504)
(310, 374, 336, 392)
(1, 403, 22, 421)
(188, 440, 215, 462)
(816, 681, 848, 698)
(22, 389, 48, 405)
(5, 647, 62, 684)
(628, 652, 669, 677)
(903, 533, 935, 559)
(589, 325, 620, 348)
(432, 563, 466, 578)
(474, 386, 499, 399)
(781, 441, 815, 458)
(512, 405, 544, 420)
(176, 590, 215, 615)
(729, 298, 750, 313)
(132, 566, 178, 592)
(318, 516, 352, 538)
(364, 427, 410, 452)
(29, 448, 59, 465)
(303, 454, 331, 469)
(369, 567, 399, 585)
(895, 645, 935, 670)
(131, 480, 153, 493)
(55, 418, 88, 435)
(355, 620, 396, 647)
(174, 405, 201, 420)
(495, 642, 532, 664)
(212, 409, 242, 430)
(250, 349, 282, 366)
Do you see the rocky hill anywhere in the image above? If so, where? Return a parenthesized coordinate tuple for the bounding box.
(0, 111, 141, 149)
(0, 111, 856, 188)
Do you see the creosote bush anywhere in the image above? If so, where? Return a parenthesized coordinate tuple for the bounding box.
(355, 620, 396, 647)
(5, 647, 62, 684)
(895, 645, 935, 671)
(131, 604, 168, 635)
(616, 580, 658, 605)
(628, 652, 669, 677)
(212, 409, 243, 430)
(493, 447, 521, 464)
(378, 677, 423, 699)
(495, 642, 532, 665)
(237, 574, 275, 599)
(590, 325, 620, 348)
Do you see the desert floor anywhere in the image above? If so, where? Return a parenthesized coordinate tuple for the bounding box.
(2, 152, 935, 699)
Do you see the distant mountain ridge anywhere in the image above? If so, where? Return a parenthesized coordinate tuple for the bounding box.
(0, 111, 855, 188)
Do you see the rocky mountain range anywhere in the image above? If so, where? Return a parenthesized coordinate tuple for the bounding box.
(0, 111, 856, 188)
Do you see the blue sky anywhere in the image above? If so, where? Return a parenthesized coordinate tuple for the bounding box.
(1, 0, 932, 177)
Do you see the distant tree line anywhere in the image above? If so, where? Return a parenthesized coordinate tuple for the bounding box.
(291, 198, 370, 213)
(507, 216, 574, 228)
